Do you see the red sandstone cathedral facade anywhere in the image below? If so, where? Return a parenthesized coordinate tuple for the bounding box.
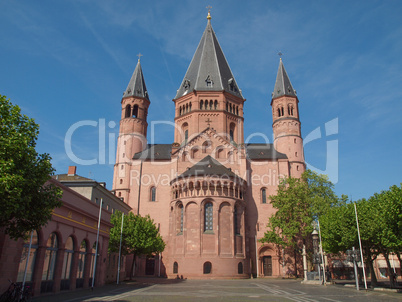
(112, 12, 305, 278)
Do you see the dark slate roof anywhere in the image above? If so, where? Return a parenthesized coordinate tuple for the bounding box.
(174, 18, 243, 99)
(173, 155, 245, 183)
(246, 143, 288, 160)
(272, 58, 297, 99)
(123, 60, 149, 101)
(133, 144, 172, 160)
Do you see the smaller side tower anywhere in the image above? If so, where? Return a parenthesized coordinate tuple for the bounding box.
(113, 58, 150, 201)
(271, 58, 305, 178)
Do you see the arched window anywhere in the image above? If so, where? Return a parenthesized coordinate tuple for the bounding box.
(214, 100, 218, 109)
(177, 204, 183, 234)
(288, 105, 291, 115)
(179, 107, 182, 116)
(89, 242, 97, 281)
(205, 101, 208, 110)
(120, 179, 123, 184)
(229, 103, 232, 113)
(76, 240, 87, 287)
(189, 102, 192, 111)
(229, 123, 235, 142)
(42, 233, 58, 284)
(226, 103, 228, 111)
(61, 236, 74, 288)
(192, 147, 199, 159)
(186, 104, 188, 113)
(238, 262, 243, 274)
(261, 188, 267, 204)
(209, 100, 213, 110)
(200, 100, 203, 110)
(203, 261, 212, 274)
(182, 122, 189, 144)
(173, 262, 178, 274)
(216, 146, 224, 159)
(17, 230, 39, 282)
(125, 105, 131, 118)
(202, 141, 211, 153)
(150, 187, 156, 202)
(236, 106, 239, 116)
(204, 203, 213, 232)
(132, 105, 139, 118)
(277, 108, 281, 117)
(281, 107, 284, 116)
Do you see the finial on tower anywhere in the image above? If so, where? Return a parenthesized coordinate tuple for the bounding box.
(206, 5, 212, 20)
(278, 51, 283, 61)
(137, 53, 143, 62)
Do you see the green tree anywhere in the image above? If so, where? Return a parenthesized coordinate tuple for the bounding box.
(109, 212, 165, 278)
(371, 185, 402, 287)
(320, 188, 402, 288)
(0, 95, 62, 239)
(260, 169, 338, 277)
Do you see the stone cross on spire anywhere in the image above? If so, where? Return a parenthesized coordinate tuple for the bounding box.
(137, 53, 143, 62)
(206, 5, 212, 20)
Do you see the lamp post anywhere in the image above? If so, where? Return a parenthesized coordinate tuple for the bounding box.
(346, 247, 361, 290)
(312, 227, 321, 282)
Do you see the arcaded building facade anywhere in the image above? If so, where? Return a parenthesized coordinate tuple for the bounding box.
(112, 13, 305, 278)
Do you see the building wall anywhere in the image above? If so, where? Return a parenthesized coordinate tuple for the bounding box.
(0, 179, 112, 296)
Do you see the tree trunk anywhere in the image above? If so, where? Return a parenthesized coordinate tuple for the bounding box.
(130, 254, 136, 280)
(384, 252, 396, 288)
(366, 248, 377, 288)
(396, 253, 402, 278)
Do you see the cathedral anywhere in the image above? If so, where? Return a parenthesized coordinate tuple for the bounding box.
(112, 12, 305, 278)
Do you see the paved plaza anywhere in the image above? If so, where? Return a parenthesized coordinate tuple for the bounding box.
(32, 278, 401, 302)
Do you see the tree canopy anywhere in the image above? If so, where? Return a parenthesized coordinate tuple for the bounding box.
(109, 212, 165, 277)
(0, 95, 62, 239)
(320, 184, 402, 287)
(260, 169, 338, 276)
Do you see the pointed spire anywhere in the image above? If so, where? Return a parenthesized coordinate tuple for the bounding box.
(123, 58, 149, 101)
(175, 15, 243, 99)
(272, 58, 297, 99)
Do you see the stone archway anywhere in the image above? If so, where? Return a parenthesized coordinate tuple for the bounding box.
(258, 246, 279, 277)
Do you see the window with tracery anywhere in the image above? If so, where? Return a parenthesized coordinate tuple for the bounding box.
(204, 203, 213, 231)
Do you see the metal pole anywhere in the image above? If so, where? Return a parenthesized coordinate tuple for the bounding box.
(158, 253, 161, 277)
(21, 231, 34, 299)
(255, 235, 259, 278)
(117, 213, 124, 285)
(354, 202, 368, 290)
(317, 220, 326, 285)
(353, 247, 359, 290)
(92, 198, 103, 289)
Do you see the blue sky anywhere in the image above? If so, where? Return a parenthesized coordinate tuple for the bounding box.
(1, 0, 401, 200)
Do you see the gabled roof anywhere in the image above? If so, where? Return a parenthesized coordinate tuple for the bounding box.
(172, 155, 245, 183)
(245, 143, 288, 160)
(52, 174, 93, 182)
(133, 144, 172, 160)
(123, 60, 149, 101)
(272, 58, 297, 100)
(175, 17, 243, 99)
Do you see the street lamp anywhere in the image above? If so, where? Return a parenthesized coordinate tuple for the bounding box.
(346, 247, 361, 290)
(311, 228, 321, 281)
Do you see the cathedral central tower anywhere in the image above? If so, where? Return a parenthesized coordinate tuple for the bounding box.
(173, 13, 245, 146)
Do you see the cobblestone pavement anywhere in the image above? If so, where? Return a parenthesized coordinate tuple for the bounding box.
(33, 278, 401, 302)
